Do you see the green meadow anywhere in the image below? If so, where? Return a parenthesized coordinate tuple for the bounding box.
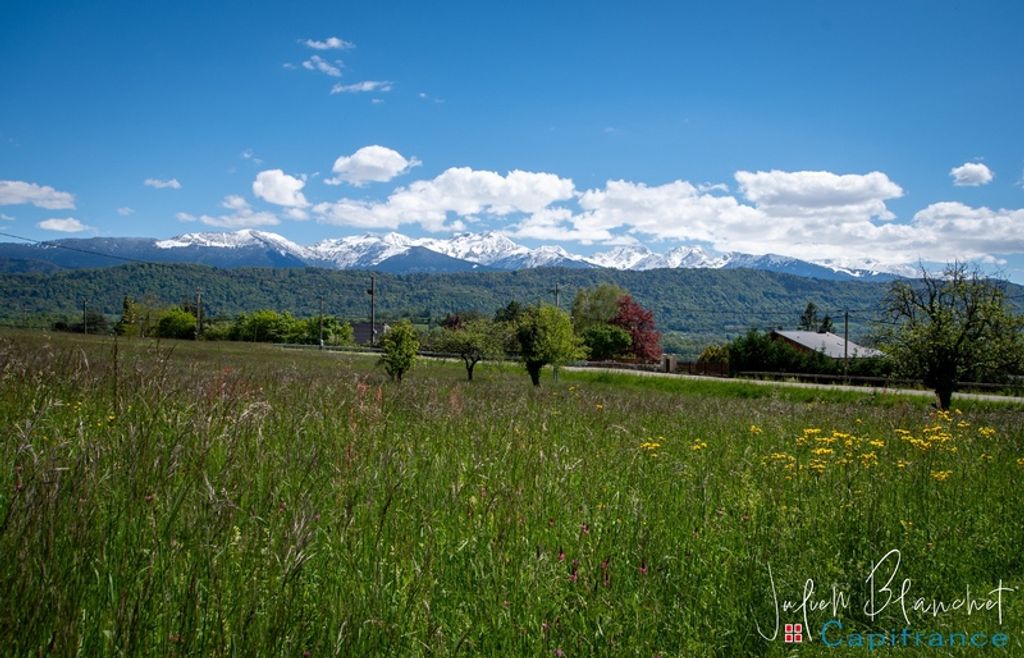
(1, 331, 1022, 656)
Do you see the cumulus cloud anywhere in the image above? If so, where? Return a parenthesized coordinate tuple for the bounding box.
(325, 146, 421, 186)
(303, 37, 354, 50)
(330, 80, 392, 94)
(177, 196, 279, 229)
(314, 167, 575, 231)
(949, 162, 994, 187)
(252, 169, 309, 208)
(302, 55, 342, 77)
(144, 178, 182, 190)
(38, 217, 90, 232)
(0, 180, 75, 209)
(1, 213, 16, 221)
(735, 169, 903, 219)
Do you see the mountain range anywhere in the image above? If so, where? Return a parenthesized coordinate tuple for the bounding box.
(0, 229, 904, 281)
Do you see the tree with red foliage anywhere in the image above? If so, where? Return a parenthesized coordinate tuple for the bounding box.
(611, 295, 662, 362)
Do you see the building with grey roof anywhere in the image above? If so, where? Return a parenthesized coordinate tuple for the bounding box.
(770, 330, 884, 359)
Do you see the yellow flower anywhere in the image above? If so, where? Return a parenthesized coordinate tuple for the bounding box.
(811, 447, 834, 456)
(749, 424, 762, 435)
(869, 439, 886, 448)
(930, 470, 953, 482)
(690, 440, 708, 451)
(1017, 457, 1024, 467)
(595, 403, 604, 411)
(978, 427, 996, 438)
(896, 459, 910, 469)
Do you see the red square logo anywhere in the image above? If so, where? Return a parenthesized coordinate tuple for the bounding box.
(784, 623, 803, 643)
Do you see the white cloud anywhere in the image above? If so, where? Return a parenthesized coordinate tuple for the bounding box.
(0, 179, 75, 209)
(302, 55, 342, 77)
(241, 149, 263, 165)
(950, 162, 994, 186)
(325, 145, 421, 186)
(1, 213, 15, 221)
(38, 217, 90, 232)
(177, 196, 280, 229)
(314, 167, 575, 231)
(330, 80, 392, 94)
(117, 207, 134, 216)
(252, 169, 309, 208)
(303, 37, 355, 50)
(735, 169, 903, 220)
(144, 177, 182, 190)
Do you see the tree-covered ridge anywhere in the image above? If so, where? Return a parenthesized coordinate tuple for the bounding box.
(3, 262, 1020, 344)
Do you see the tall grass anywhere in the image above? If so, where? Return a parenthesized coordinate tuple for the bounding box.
(1, 331, 1022, 656)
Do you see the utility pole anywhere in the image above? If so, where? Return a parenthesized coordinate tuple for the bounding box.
(843, 310, 849, 381)
(551, 282, 561, 309)
(367, 275, 377, 346)
(195, 288, 202, 340)
(318, 295, 324, 349)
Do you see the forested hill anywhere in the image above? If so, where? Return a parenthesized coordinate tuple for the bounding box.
(0, 262, 926, 340)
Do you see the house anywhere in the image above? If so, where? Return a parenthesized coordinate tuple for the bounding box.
(352, 322, 390, 346)
(770, 330, 884, 359)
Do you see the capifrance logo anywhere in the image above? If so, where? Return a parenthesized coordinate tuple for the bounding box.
(755, 549, 1014, 649)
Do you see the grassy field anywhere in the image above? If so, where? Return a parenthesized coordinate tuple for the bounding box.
(1, 330, 1022, 656)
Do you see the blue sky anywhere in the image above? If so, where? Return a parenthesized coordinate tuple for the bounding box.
(2, 1, 1023, 278)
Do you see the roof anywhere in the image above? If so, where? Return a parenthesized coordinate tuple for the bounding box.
(771, 330, 885, 359)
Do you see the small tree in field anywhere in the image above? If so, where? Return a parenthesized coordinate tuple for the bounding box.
(437, 318, 503, 381)
(611, 295, 662, 362)
(379, 320, 420, 382)
(882, 262, 1024, 409)
(580, 323, 632, 360)
(517, 305, 585, 386)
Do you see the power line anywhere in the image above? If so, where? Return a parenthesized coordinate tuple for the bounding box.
(0, 230, 159, 266)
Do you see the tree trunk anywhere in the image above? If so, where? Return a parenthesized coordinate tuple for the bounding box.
(935, 384, 953, 410)
(466, 358, 477, 382)
(527, 362, 542, 386)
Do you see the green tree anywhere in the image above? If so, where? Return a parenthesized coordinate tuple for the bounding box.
(155, 308, 197, 340)
(580, 323, 632, 361)
(881, 262, 1024, 409)
(115, 295, 139, 336)
(799, 302, 819, 331)
(571, 283, 627, 332)
(818, 315, 835, 334)
(437, 318, 503, 381)
(379, 320, 420, 382)
(517, 305, 585, 386)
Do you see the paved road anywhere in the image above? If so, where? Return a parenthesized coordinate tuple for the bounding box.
(563, 365, 1024, 405)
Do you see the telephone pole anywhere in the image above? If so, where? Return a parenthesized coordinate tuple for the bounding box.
(195, 288, 202, 340)
(843, 310, 849, 380)
(551, 282, 561, 308)
(367, 275, 377, 346)
(318, 295, 324, 349)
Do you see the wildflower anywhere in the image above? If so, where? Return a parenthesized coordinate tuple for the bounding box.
(896, 459, 910, 469)
(930, 470, 953, 482)
(595, 403, 604, 411)
(690, 440, 708, 451)
(581, 522, 590, 535)
(811, 447, 833, 456)
(558, 548, 565, 562)
(1016, 457, 1024, 467)
(978, 427, 997, 438)
(749, 424, 762, 434)
(809, 459, 827, 474)
(555, 649, 565, 657)
(639, 561, 648, 575)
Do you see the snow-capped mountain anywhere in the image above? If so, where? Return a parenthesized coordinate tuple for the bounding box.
(419, 231, 529, 266)
(156, 229, 312, 259)
(0, 228, 903, 280)
(309, 232, 416, 269)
